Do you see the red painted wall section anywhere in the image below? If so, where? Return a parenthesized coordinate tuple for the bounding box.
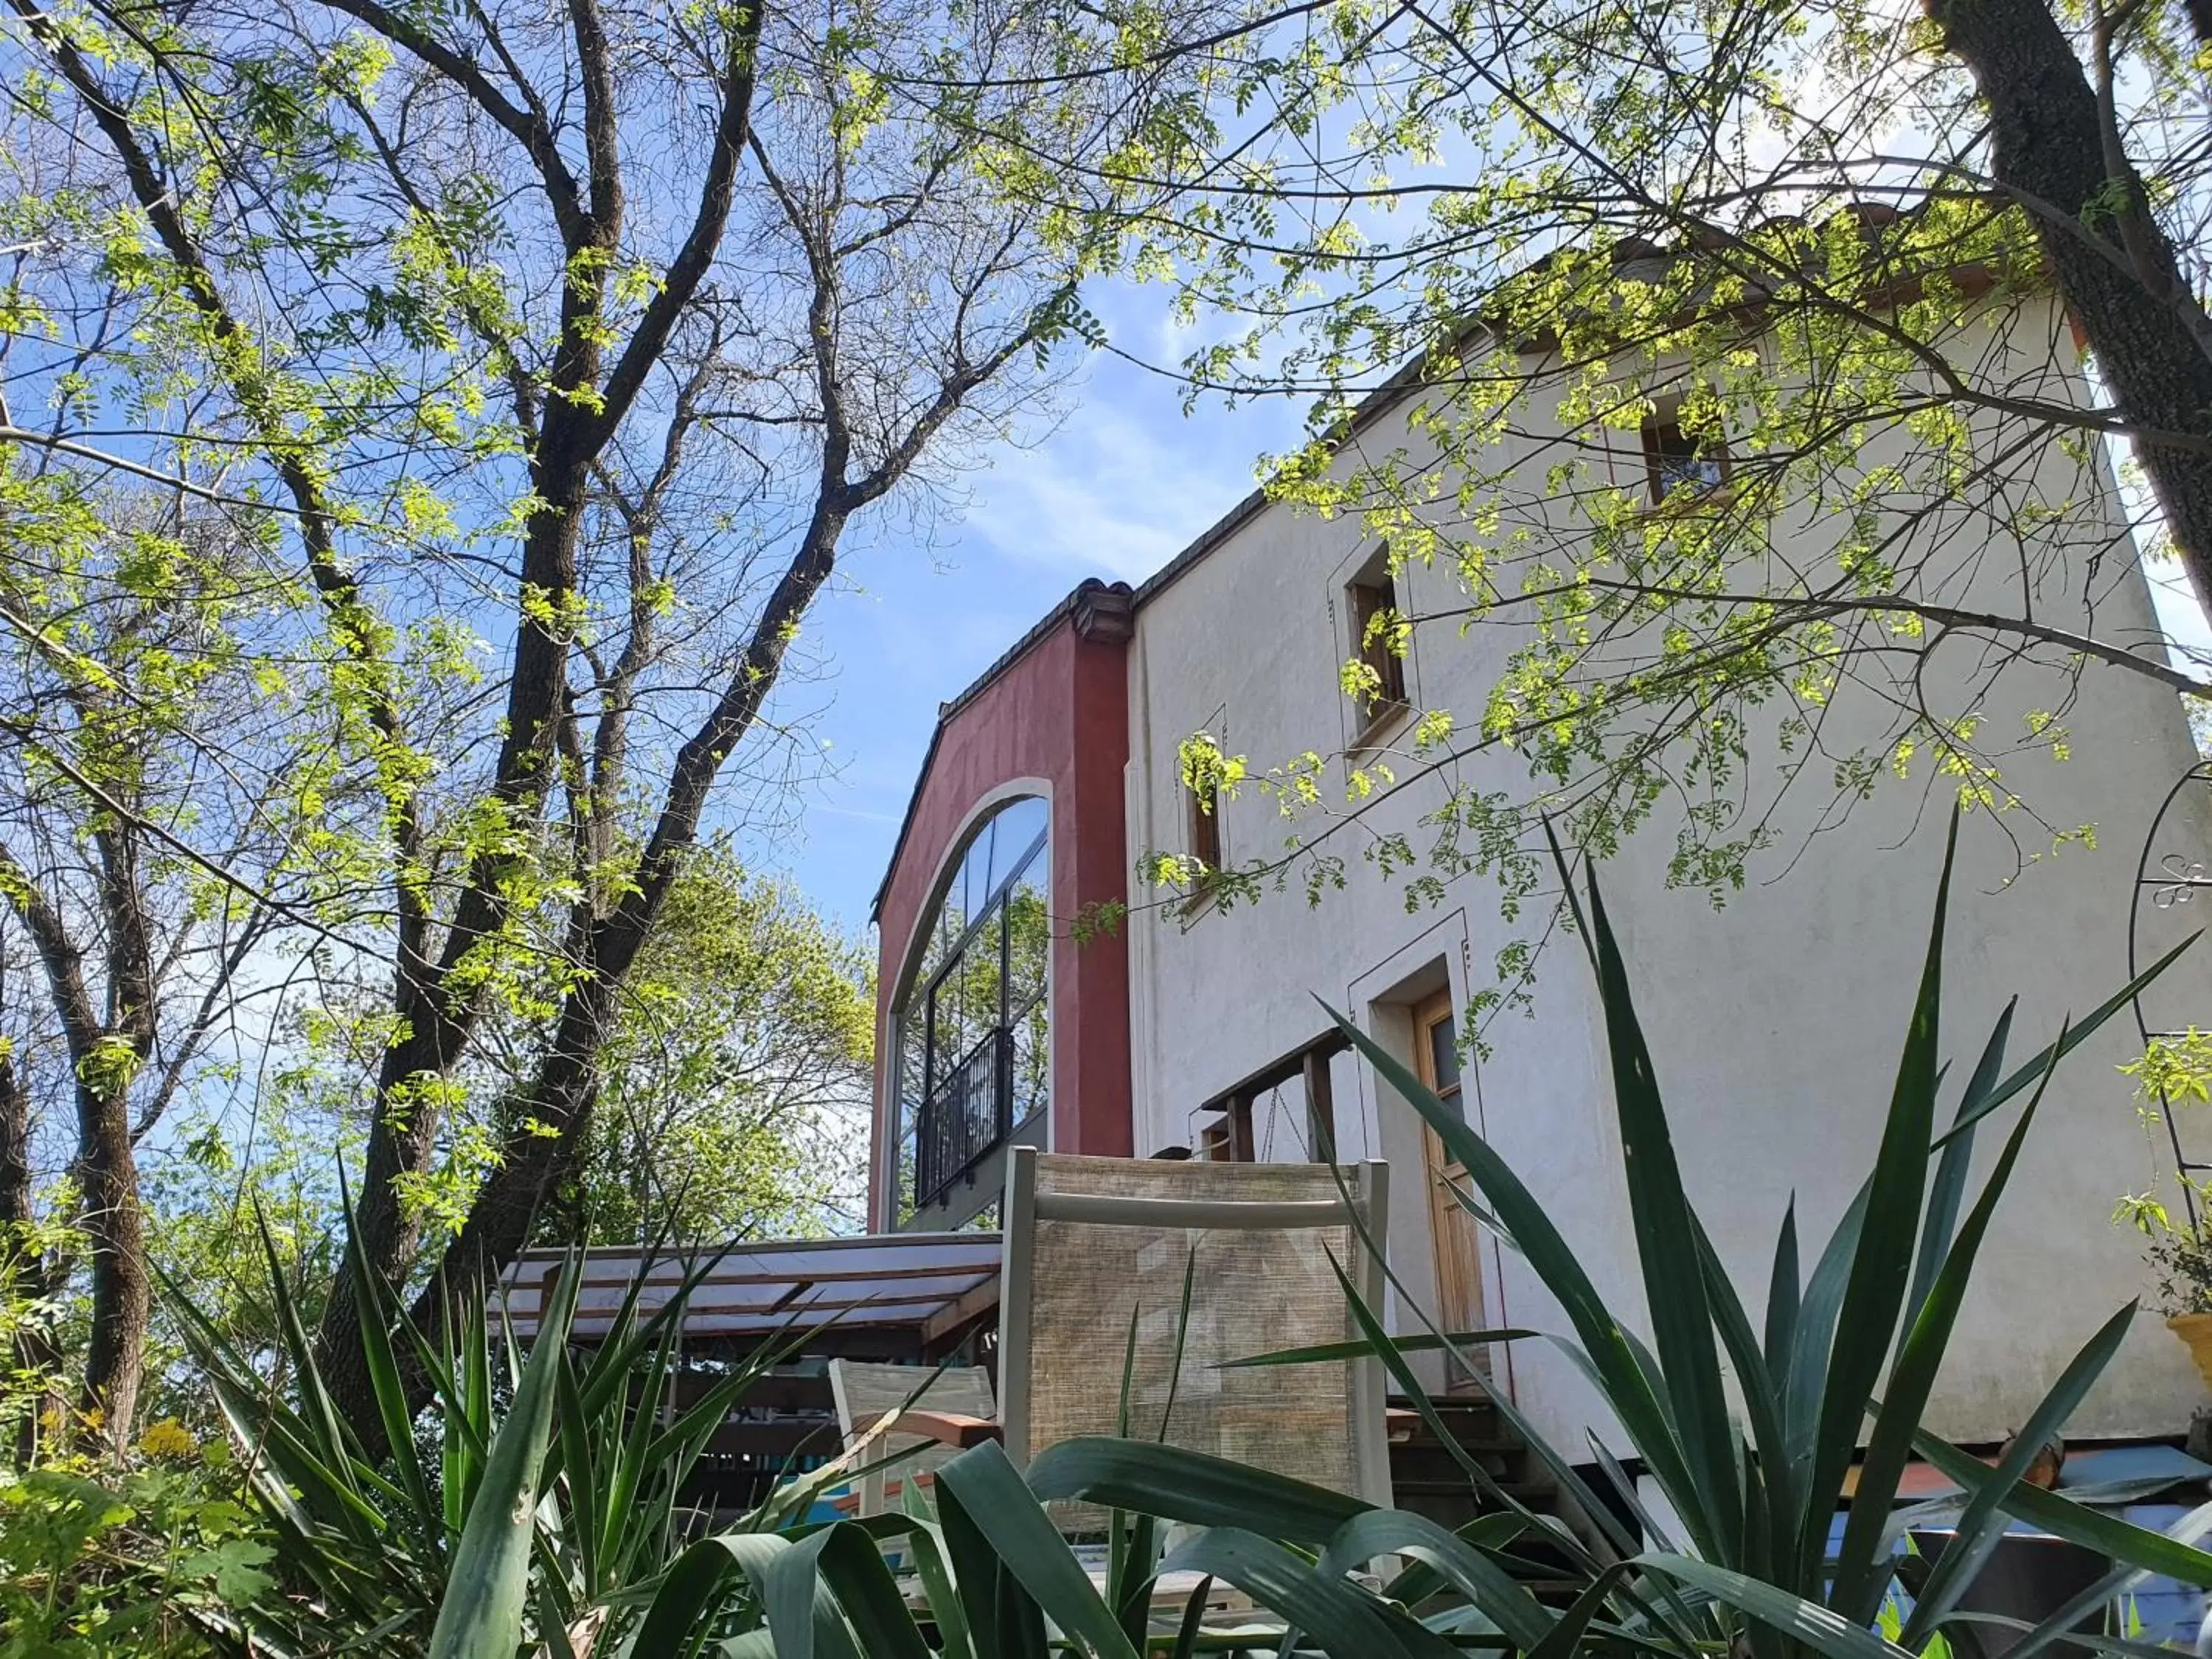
(869, 594, 1133, 1228)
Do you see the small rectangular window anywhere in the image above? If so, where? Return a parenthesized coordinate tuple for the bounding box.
(1425, 1012, 1463, 1102)
(1642, 413, 1728, 503)
(1187, 771, 1222, 872)
(1181, 718, 1230, 915)
(1419, 999, 1467, 1127)
(1345, 549, 1408, 717)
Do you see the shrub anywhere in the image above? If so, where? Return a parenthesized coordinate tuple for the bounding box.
(0, 1431, 274, 1658)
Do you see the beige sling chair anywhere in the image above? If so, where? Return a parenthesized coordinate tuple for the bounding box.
(829, 1152, 1395, 1627)
(995, 1149, 1396, 1520)
(830, 1152, 1394, 1523)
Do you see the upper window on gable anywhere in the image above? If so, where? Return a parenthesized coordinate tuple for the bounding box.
(1344, 546, 1409, 719)
(1187, 765, 1222, 874)
(1641, 404, 1729, 502)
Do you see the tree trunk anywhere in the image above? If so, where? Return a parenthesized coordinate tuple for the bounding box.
(0, 1044, 29, 1464)
(74, 1079, 147, 1447)
(0, 1045, 58, 1464)
(311, 445, 599, 1440)
(1, 845, 154, 1451)
(308, 930, 482, 1437)
(1930, 0, 2212, 616)
(364, 506, 855, 1431)
(406, 970, 617, 1363)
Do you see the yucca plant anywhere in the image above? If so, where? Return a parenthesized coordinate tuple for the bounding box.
(1297, 812, 2212, 1659)
(643, 1265, 1596, 1659)
(626, 1427, 1621, 1658)
(160, 1206, 836, 1656)
(543, 1250, 1586, 1655)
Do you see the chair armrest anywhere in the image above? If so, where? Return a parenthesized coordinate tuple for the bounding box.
(852, 1408, 1003, 1450)
(1385, 1408, 1422, 1444)
(830, 1471, 936, 1516)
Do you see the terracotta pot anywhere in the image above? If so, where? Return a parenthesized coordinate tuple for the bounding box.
(2168, 1311, 2212, 1388)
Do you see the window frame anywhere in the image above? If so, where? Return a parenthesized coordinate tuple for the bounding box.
(1340, 545, 1413, 754)
(1187, 770, 1222, 874)
(914, 817, 1048, 1096)
(1346, 559, 1408, 712)
(1641, 409, 1731, 504)
(891, 797, 1050, 1217)
(1175, 712, 1232, 921)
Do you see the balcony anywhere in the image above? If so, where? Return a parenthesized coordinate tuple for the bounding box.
(915, 1026, 1012, 1211)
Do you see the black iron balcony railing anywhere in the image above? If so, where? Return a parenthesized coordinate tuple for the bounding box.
(915, 1026, 1010, 1208)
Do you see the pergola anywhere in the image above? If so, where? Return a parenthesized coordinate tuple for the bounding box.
(497, 1231, 1001, 1352)
(494, 1231, 1003, 1512)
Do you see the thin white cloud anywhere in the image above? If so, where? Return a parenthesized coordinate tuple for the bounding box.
(966, 363, 1298, 584)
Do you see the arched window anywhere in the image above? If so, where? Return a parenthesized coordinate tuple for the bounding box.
(892, 796, 1049, 1220)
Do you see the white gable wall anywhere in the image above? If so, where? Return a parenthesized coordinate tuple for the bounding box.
(1122, 290, 2212, 1452)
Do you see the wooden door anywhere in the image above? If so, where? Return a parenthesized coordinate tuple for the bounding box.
(1412, 991, 1488, 1389)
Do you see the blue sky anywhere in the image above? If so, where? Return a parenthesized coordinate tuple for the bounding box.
(761, 283, 1306, 935)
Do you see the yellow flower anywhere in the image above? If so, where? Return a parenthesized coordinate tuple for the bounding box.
(139, 1419, 196, 1459)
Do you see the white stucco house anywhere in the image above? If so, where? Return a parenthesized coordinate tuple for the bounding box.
(866, 260, 2212, 1458)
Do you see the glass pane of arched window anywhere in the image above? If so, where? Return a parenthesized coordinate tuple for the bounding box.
(1006, 862, 1048, 1011)
(899, 1014, 926, 1130)
(986, 796, 1046, 897)
(1006, 835, 1049, 1127)
(930, 942, 972, 1077)
(959, 933, 997, 1066)
(936, 880, 967, 970)
(973, 823, 1000, 925)
(1010, 1002, 1046, 1127)
(894, 1005, 925, 1225)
